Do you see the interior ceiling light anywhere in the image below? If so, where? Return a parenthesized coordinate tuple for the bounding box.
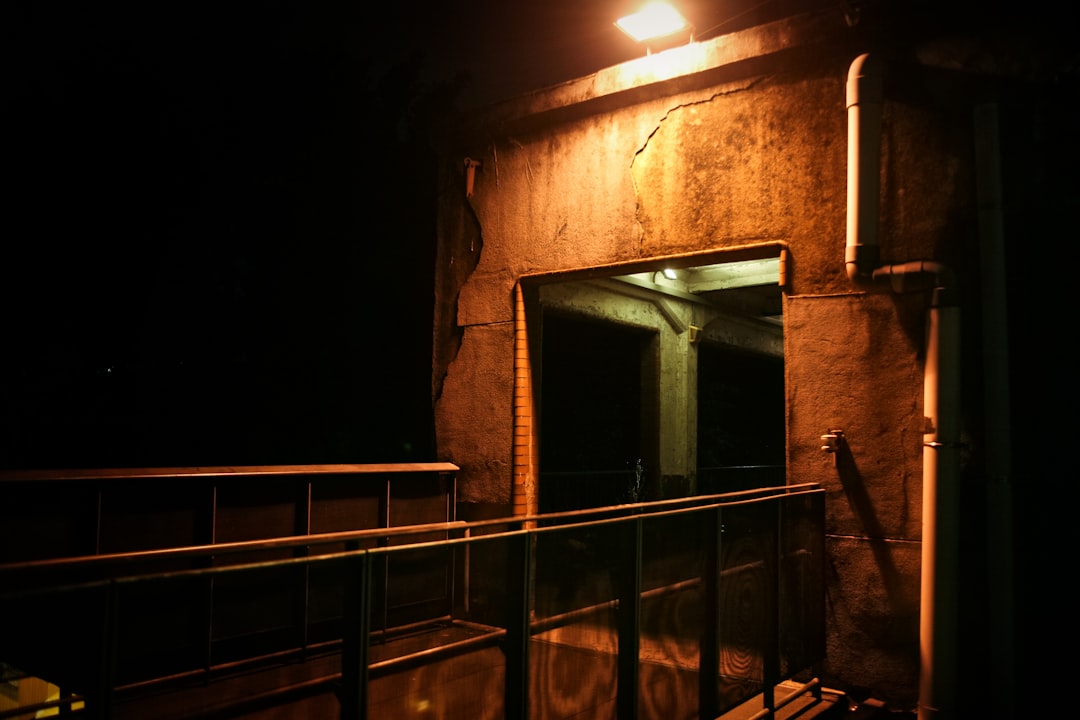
(615, 2, 691, 43)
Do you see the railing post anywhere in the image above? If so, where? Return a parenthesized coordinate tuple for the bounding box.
(340, 552, 372, 720)
(762, 502, 781, 717)
(809, 492, 827, 700)
(699, 506, 721, 720)
(91, 579, 117, 720)
(616, 516, 642, 719)
(504, 531, 532, 720)
(295, 477, 313, 652)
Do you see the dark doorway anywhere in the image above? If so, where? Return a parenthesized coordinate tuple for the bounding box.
(538, 312, 651, 513)
(696, 344, 785, 492)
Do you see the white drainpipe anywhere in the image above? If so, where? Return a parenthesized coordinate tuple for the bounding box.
(846, 53, 961, 720)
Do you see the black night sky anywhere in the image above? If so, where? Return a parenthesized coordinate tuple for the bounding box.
(7, 5, 439, 469)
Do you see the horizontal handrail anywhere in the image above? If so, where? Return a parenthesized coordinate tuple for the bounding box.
(0, 483, 818, 582)
(368, 626, 507, 675)
(0, 462, 461, 583)
(0, 462, 460, 483)
(530, 576, 704, 635)
(525, 482, 818, 524)
(0, 520, 471, 578)
(114, 640, 343, 694)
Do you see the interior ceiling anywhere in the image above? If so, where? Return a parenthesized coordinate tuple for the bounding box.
(612, 258, 784, 326)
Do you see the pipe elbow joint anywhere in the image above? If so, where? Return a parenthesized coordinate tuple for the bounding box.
(869, 260, 959, 299)
(845, 244, 880, 287)
(847, 53, 884, 109)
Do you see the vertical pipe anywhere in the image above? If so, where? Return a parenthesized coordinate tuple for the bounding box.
(918, 293, 961, 720)
(846, 53, 963, 717)
(972, 102, 1015, 716)
(846, 53, 884, 284)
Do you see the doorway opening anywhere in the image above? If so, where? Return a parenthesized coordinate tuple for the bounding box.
(523, 246, 786, 514)
(696, 344, 785, 493)
(537, 313, 655, 513)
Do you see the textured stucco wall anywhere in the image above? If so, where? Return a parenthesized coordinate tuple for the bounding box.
(432, 19, 979, 706)
(786, 292, 928, 698)
(631, 72, 847, 286)
(435, 97, 671, 503)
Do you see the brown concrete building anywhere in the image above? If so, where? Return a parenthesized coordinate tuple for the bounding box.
(2, 4, 1074, 719)
(430, 4, 1075, 716)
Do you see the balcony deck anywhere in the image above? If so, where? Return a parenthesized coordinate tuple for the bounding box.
(1, 465, 834, 719)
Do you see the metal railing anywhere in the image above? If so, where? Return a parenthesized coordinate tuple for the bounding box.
(0, 479, 824, 720)
(697, 464, 787, 494)
(538, 464, 787, 513)
(0, 463, 459, 563)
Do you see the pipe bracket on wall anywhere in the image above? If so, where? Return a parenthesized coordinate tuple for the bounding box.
(821, 430, 844, 467)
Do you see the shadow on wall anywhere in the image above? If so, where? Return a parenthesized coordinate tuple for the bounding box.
(834, 439, 911, 623)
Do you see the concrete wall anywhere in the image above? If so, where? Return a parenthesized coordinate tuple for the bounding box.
(432, 7, 1068, 710)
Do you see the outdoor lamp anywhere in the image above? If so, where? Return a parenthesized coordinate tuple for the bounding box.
(615, 2, 692, 43)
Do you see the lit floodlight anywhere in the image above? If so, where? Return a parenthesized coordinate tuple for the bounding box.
(615, 2, 690, 43)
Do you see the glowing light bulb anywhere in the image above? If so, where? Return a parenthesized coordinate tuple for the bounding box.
(615, 3, 690, 43)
